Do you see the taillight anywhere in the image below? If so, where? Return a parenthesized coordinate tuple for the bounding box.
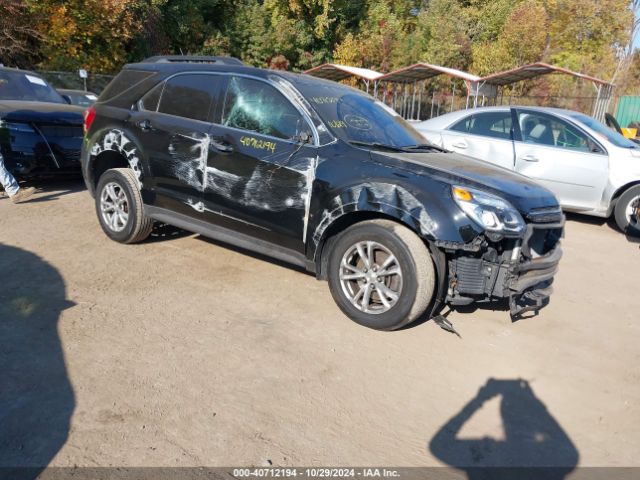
(83, 106, 96, 135)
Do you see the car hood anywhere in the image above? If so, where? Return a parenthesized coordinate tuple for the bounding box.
(0, 100, 84, 125)
(373, 150, 560, 213)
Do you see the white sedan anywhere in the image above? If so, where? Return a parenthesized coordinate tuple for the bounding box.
(416, 106, 640, 236)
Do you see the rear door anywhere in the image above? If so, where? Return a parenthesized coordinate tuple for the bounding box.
(440, 110, 515, 170)
(513, 109, 609, 210)
(201, 75, 316, 252)
(130, 73, 223, 219)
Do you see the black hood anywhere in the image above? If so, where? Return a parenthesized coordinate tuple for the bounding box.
(374, 151, 559, 213)
(0, 100, 84, 125)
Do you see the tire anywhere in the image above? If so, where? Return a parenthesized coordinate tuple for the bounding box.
(95, 168, 153, 244)
(327, 219, 436, 331)
(614, 185, 640, 237)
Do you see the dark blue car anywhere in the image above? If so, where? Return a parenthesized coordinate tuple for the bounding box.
(0, 67, 84, 178)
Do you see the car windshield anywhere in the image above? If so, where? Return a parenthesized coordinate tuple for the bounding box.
(64, 91, 97, 107)
(0, 70, 66, 104)
(297, 82, 426, 148)
(570, 112, 639, 149)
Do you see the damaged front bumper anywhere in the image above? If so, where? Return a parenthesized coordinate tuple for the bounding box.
(444, 217, 564, 319)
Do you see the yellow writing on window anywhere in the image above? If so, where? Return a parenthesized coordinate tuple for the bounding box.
(240, 136, 277, 153)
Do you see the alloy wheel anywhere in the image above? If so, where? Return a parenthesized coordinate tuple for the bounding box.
(100, 182, 129, 233)
(339, 240, 403, 314)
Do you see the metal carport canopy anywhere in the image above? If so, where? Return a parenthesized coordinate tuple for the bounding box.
(480, 62, 612, 87)
(303, 63, 383, 82)
(478, 62, 615, 121)
(377, 62, 480, 84)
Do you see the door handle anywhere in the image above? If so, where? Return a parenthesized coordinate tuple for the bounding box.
(210, 137, 234, 153)
(137, 119, 154, 131)
(451, 141, 467, 149)
(520, 154, 539, 162)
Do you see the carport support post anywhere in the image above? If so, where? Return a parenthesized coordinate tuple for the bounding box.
(450, 82, 456, 112)
(402, 83, 409, 119)
(431, 91, 435, 118)
(411, 81, 417, 119)
(417, 83, 422, 120)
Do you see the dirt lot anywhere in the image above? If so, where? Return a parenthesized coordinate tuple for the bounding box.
(1, 180, 639, 471)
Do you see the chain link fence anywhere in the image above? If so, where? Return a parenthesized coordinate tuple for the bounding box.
(36, 70, 115, 94)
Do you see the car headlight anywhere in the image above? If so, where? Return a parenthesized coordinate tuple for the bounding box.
(0, 119, 36, 133)
(452, 185, 525, 236)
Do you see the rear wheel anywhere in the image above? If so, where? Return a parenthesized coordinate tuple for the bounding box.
(95, 168, 153, 244)
(614, 185, 640, 237)
(327, 219, 436, 331)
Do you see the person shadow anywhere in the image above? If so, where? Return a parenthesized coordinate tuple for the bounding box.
(0, 244, 75, 479)
(429, 378, 579, 480)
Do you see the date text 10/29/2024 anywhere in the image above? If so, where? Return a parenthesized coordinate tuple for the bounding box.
(233, 468, 400, 478)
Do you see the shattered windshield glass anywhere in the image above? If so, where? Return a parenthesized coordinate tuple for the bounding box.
(222, 76, 307, 140)
(296, 82, 425, 147)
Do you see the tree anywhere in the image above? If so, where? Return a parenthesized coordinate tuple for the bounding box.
(36, 0, 138, 72)
(0, 0, 43, 67)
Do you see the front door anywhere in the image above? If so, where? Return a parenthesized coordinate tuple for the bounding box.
(513, 109, 609, 210)
(200, 75, 316, 252)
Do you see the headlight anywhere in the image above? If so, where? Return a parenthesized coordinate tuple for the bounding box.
(452, 185, 525, 236)
(0, 119, 36, 133)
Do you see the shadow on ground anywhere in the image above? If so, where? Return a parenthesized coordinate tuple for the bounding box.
(16, 178, 86, 204)
(0, 244, 75, 479)
(429, 378, 579, 480)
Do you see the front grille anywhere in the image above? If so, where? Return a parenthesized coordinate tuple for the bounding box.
(526, 206, 564, 224)
(38, 125, 83, 138)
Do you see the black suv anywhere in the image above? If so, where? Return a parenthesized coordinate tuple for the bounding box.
(82, 56, 564, 331)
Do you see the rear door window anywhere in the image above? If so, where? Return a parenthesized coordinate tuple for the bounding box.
(470, 111, 512, 139)
(221, 76, 307, 140)
(157, 74, 220, 122)
(139, 83, 163, 111)
(449, 115, 473, 133)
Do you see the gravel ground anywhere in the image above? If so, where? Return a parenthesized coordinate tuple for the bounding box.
(1, 180, 639, 472)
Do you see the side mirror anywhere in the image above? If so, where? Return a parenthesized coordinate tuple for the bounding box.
(61, 95, 72, 105)
(295, 131, 312, 144)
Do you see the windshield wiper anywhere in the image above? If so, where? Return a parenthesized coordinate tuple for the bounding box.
(401, 143, 448, 153)
(348, 140, 407, 152)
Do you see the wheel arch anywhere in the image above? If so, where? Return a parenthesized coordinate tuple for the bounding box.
(86, 128, 145, 195)
(313, 210, 448, 318)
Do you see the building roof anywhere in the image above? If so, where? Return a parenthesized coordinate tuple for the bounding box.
(303, 63, 383, 82)
(377, 63, 481, 84)
(480, 62, 613, 87)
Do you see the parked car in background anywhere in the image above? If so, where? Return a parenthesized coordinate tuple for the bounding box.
(605, 113, 640, 145)
(0, 67, 84, 178)
(82, 56, 564, 330)
(416, 106, 640, 236)
(58, 89, 98, 108)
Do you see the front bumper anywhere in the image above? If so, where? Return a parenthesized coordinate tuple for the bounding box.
(446, 218, 564, 318)
(0, 124, 82, 178)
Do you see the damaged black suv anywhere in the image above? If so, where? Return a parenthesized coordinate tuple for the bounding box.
(82, 56, 564, 331)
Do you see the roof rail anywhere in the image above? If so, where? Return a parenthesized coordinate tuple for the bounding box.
(142, 55, 243, 66)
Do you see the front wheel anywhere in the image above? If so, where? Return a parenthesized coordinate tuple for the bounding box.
(327, 219, 436, 331)
(95, 168, 153, 244)
(614, 185, 640, 237)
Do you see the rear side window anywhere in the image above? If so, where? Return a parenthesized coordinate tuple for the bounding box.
(222, 76, 306, 140)
(139, 83, 163, 111)
(157, 74, 219, 122)
(450, 115, 473, 133)
(99, 69, 155, 102)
